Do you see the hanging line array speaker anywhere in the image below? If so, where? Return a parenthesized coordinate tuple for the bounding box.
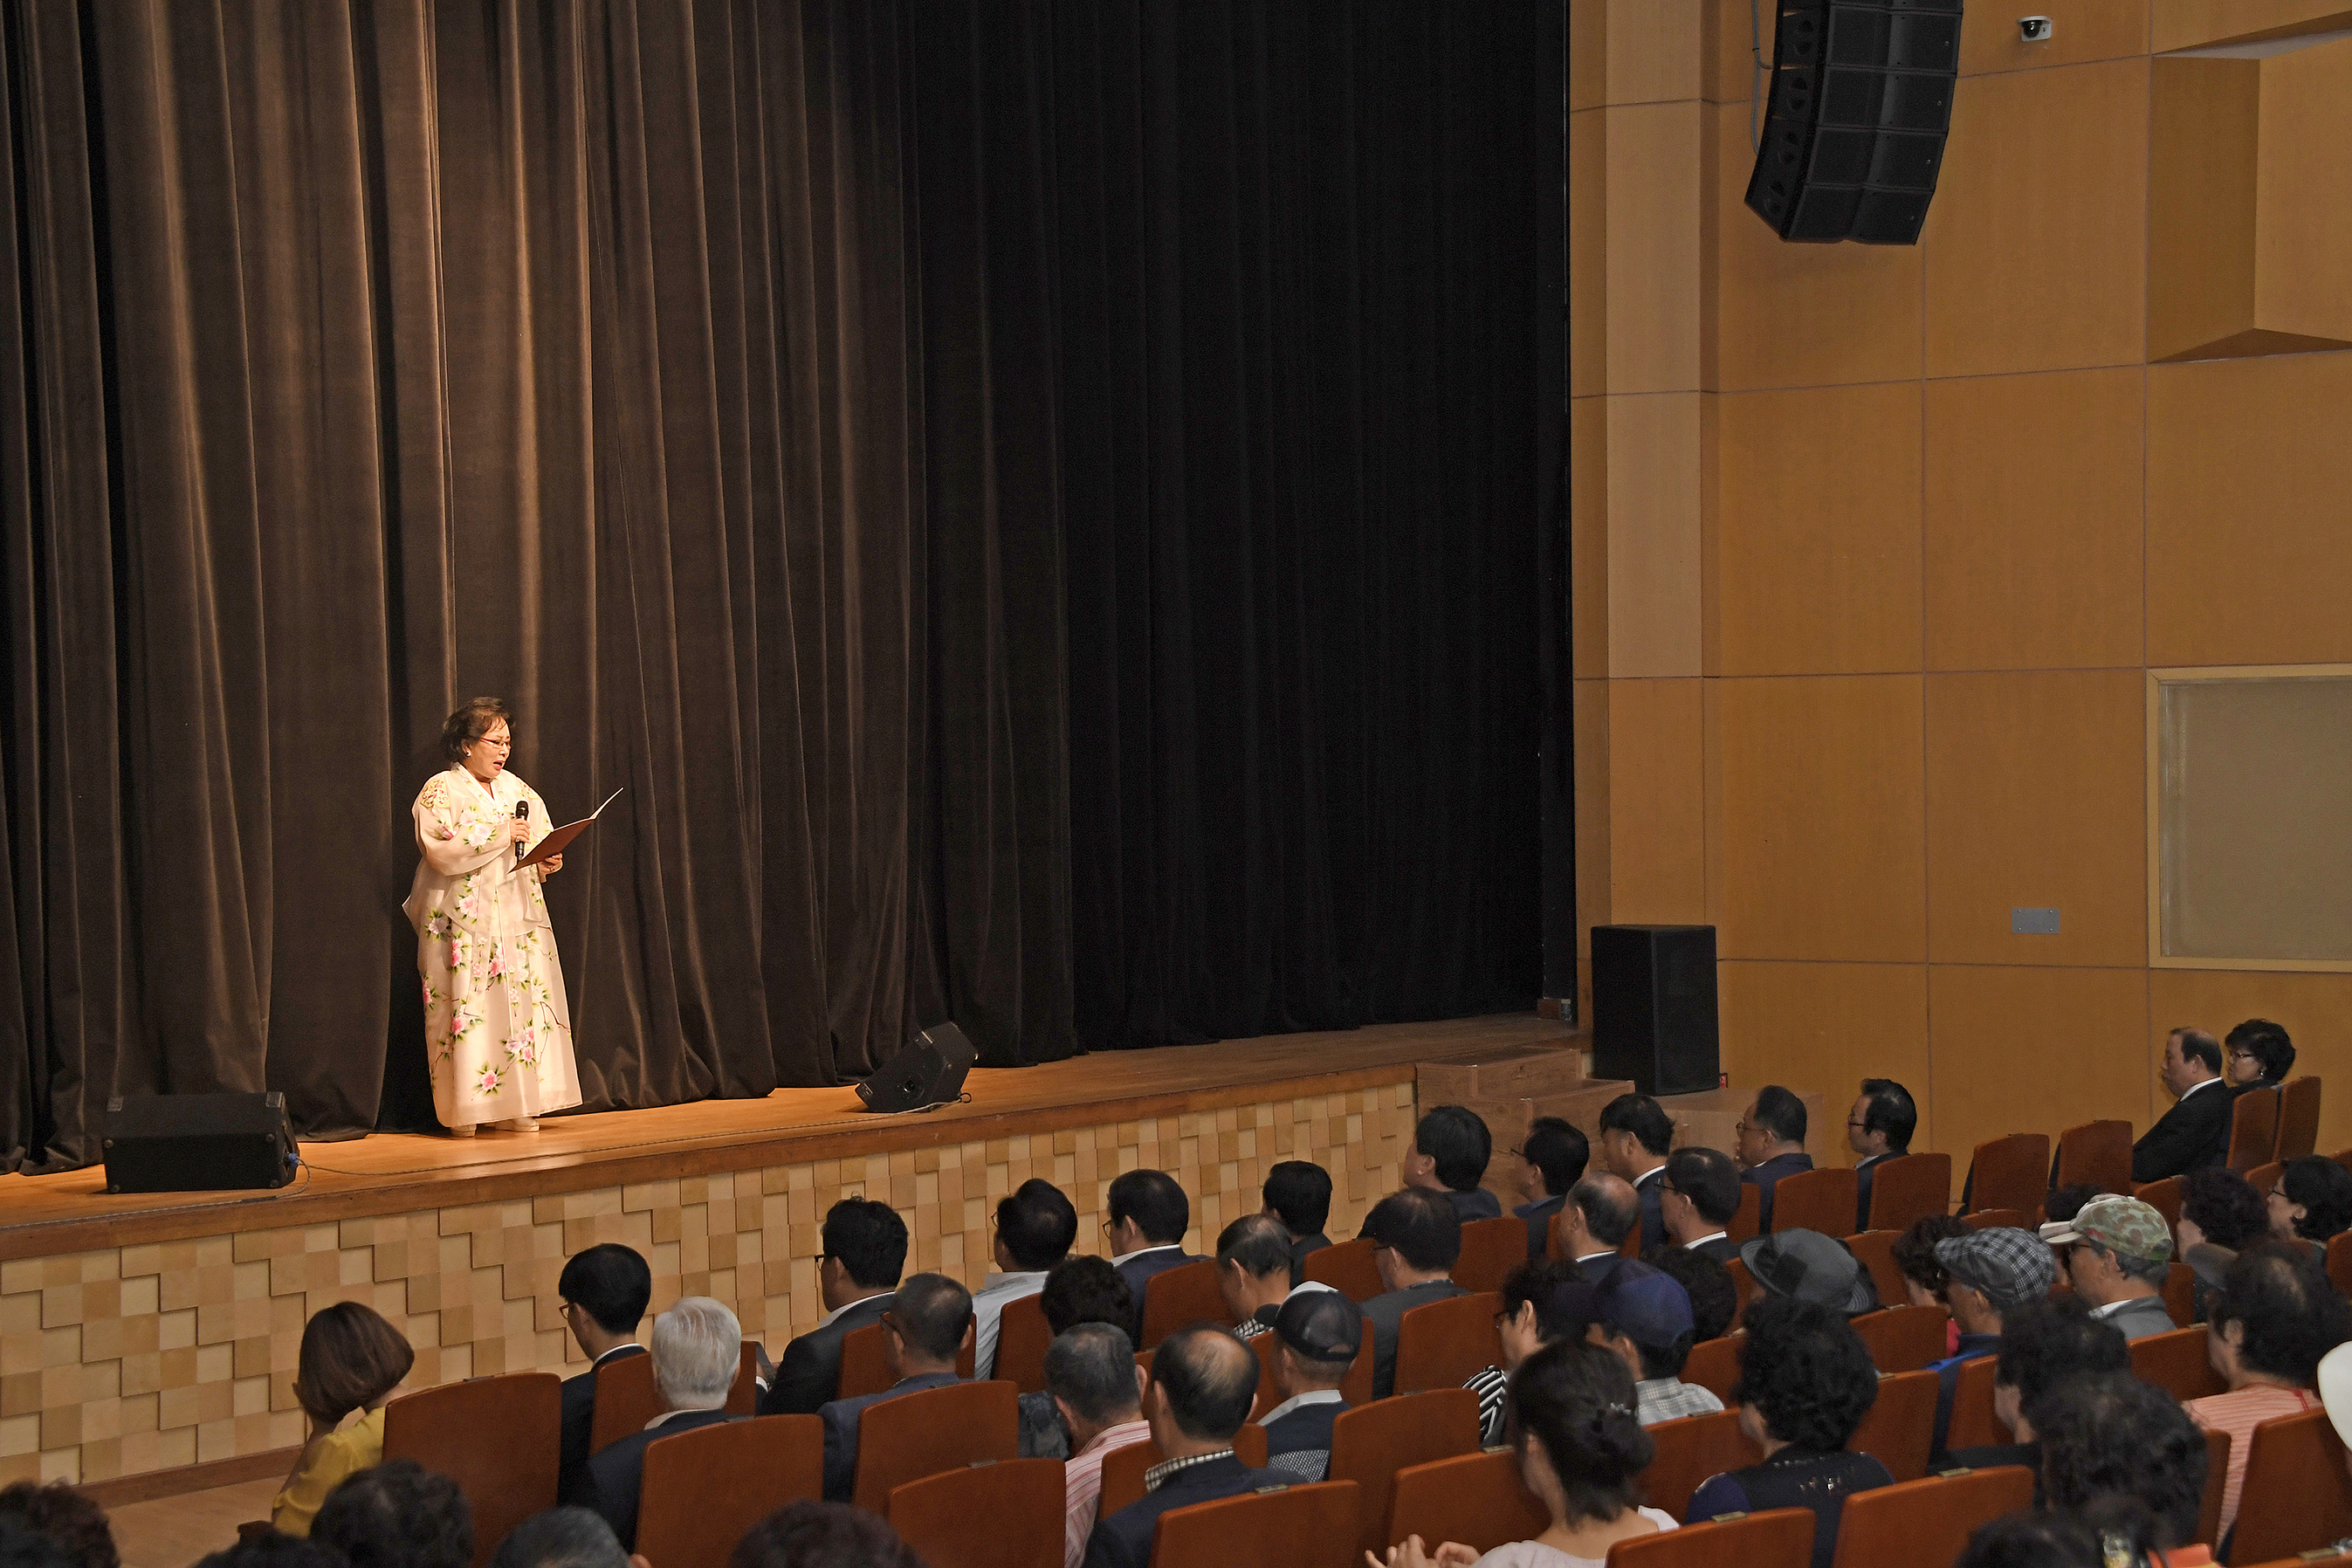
(1744, 0, 1964, 244)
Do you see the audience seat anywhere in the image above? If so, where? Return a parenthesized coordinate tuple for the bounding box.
(1455, 1216, 1526, 1294)
(1392, 1290, 1503, 1395)
(1961, 1135, 2048, 1219)
(1139, 1259, 1234, 1348)
(2328, 1234, 2352, 1301)
(1844, 1233, 1906, 1311)
(2225, 1407, 2352, 1565)
(1327, 1387, 1482, 1558)
(2335, 1148, 2352, 1181)
(992, 1294, 1051, 1393)
(2228, 1089, 2281, 1174)
(1724, 1258, 1754, 1319)
(1826, 1464, 2034, 1568)
(1098, 1425, 1270, 1518)
(837, 1321, 977, 1400)
(1618, 1224, 1642, 1260)
(1641, 1408, 1756, 1522)
(1385, 1450, 1547, 1558)
(2163, 1262, 2195, 1330)
(1679, 1333, 1741, 1407)
(2277, 1076, 2321, 1162)
(1764, 1167, 1858, 1237)
(2135, 1176, 2184, 1231)
(1728, 1183, 1762, 1245)
(1146, 1477, 1359, 1568)
(889, 1456, 1066, 1568)
(1850, 1305, 1948, 1376)
(1847, 1368, 1937, 1482)
(1959, 1208, 2028, 1234)
(382, 1371, 560, 1568)
(849, 1379, 1020, 1514)
(2129, 1325, 2227, 1403)
(1606, 1507, 1814, 1567)
(2245, 1161, 2285, 1203)
(1862, 1153, 1950, 1234)
(2053, 1120, 2134, 1197)
(2197, 1427, 2229, 1548)
(636, 1414, 823, 1566)
(588, 1344, 760, 1455)
(1304, 1238, 1384, 1303)
(1939, 1357, 2004, 1453)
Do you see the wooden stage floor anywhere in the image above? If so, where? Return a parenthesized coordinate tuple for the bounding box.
(0, 1013, 1576, 1262)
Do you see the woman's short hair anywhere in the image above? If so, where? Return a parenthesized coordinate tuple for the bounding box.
(1498, 1257, 1585, 1341)
(651, 1297, 742, 1407)
(439, 698, 511, 765)
(1890, 1214, 1970, 1297)
(728, 1502, 922, 1568)
(1955, 1511, 2104, 1568)
(312, 1457, 472, 1568)
(2226, 1018, 2295, 1082)
(1039, 1256, 1134, 1337)
(294, 1302, 415, 1427)
(2210, 1242, 2352, 1384)
(2180, 1166, 2269, 1251)
(2281, 1156, 2352, 1242)
(1646, 1247, 1738, 1343)
(1729, 1296, 1879, 1452)
(0, 1481, 116, 1568)
(2035, 1372, 2207, 1550)
(1506, 1339, 1652, 1526)
(490, 1507, 629, 1568)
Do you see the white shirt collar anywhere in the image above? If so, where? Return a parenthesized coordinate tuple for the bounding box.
(815, 1289, 892, 1331)
(2180, 1076, 2225, 1102)
(645, 1403, 724, 1429)
(2087, 1294, 2161, 1318)
(1258, 1388, 1347, 1426)
(592, 1342, 643, 1366)
(1110, 1243, 1183, 1268)
(1286, 1280, 1340, 1297)
(1632, 1164, 1667, 1187)
(978, 1270, 1050, 1294)
(1683, 1232, 1728, 1250)
(1575, 1250, 1615, 1264)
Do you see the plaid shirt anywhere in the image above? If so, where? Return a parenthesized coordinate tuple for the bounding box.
(1144, 1447, 1235, 1493)
(1636, 1376, 1725, 1426)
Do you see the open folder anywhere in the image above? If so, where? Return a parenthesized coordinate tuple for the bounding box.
(518, 787, 624, 869)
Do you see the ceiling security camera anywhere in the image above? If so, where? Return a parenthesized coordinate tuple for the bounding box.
(2019, 16, 2053, 40)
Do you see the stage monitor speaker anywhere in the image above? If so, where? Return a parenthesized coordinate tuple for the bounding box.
(101, 1092, 299, 1193)
(1591, 925, 1720, 1097)
(855, 1022, 977, 1113)
(1743, 0, 1963, 245)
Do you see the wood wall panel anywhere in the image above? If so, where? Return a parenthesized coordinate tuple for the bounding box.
(1717, 960, 1933, 1153)
(1608, 679, 1707, 924)
(1606, 394, 1703, 677)
(2148, 352, 2352, 667)
(2153, 0, 2352, 52)
(1960, 2, 2149, 75)
(1605, 0, 1702, 106)
(2148, 968, 2352, 1154)
(1925, 671, 2147, 966)
(2252, 36, 2352, 344)
(1571, 108, 1606, 400)
(2149, 57, 2261, 362)
(1606, 102, 1705, 394)
(1710, 676, 1927, 963)
(1712, 383, 1922, 676)
(1574, 678, 1613, 945)
(1923, 369, 2145, 672)
(1704, 0, 1768, 103)
(1571, 0, 1606, 112)
(1571, 396, 1608, 678)
(1923, 60, 2149, 377)
(1928, 966, 2154, 1174)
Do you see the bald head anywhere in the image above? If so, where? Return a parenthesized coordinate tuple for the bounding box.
(1571, 1173, 1639, 1248)
(1151, 1326, 1261, 1444)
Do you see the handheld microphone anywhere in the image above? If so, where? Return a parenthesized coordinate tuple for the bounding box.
(516, 800, 529, 865)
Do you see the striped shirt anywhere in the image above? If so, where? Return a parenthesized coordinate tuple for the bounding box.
(1467, 1365, 1510, 1446)
(1062, 1419, 1152, 1568)
(2187, 1385, 2321, 1542)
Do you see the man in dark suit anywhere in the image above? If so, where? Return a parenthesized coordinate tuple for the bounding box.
(1598, 1094, 1675, 1253)
(555, 1243, 652, 1507)
(1082, 1326, 1283, 1568)
(1736, 1085, 1814, 1232)
(1359, 1186, 1468, 1398)
(758, 1198, 907, 1416)
(586, 1296, 746, 1549)
(1255, 1289, 1361, 1481)
(1551, 1173, 1637, 1287)
(817, 1271, 973, 1502)
(1106, 1170, 1207, 1317)
(1510, 1117, 1586, 1262)
(1847, 1078, 1918, 1233)
(2133, 1027, 2232, 1182)
(1404, 1105, 1503, 1221)
(1262, 1161, 1333, 1287)
(1659, 1146, 1743, 1264)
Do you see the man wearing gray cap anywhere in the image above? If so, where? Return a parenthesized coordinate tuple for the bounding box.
(1255, 1291, 1363, 1481)
(1739, 1229, 1881, 1317)
(1922, 1228, 2056, 1461)
(2039, 1197, 2177, 1341)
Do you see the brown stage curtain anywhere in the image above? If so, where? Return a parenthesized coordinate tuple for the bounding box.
(0, 0, 1074, 1170)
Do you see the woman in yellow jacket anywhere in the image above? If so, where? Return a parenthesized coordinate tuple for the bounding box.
(271, 1302, 416, 1535)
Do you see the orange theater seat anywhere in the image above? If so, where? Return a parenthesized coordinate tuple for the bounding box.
(383, 1372, 560, 1568)
(1139, 1260, 1234, 1348)
(993, 1294, 1052, 1393)
(837, 1322, 977, 1400)
(2225, 1407, 2352, 1565)
(1766, 1168, 1860, 1237)
(1606, 1507, 1815, 1567)
(2161, 1263, 2193, 1329)
(2229, 1089, 2281, 1173)
(2278, 1077, 2322, 1162)
(1863, 1153, 1951, 1234)
(849, 1379, 1019, 1513)
(1849, 1304, 1949, 1376)
(1847, 1369, 1937, 1482)
(1456, 1217, 1526, 1293)
(1304, 1239, 1385, 1303)
(1385, 1450, 1547, 1558)
(1680, 1334, 1741, 1406)
(1641, 1408, 1756, 1522)
(1959, 1207, 2028, 1233)
(1392, 1291, 1503, 1395)
(636, 1414, 822, 1567)
(1938, 1356, 2004, 1453)
(1097, 1425, 1271, 1519)
(2135, 1176, 2183, 1231)
(1728, 1184, 1762, 1245)
(1327, 1388, 1481, 1558)
(1844, 1232, 1905, 1310)
(889, 1456, 1067, 1568)
(2053, 1121, 2134, 1197)
(1827, 1465, 2035, 1568)
(1146, 1478, 1360, 1568)
(2330, 1234, 2352, 1302)
(1961, 1135, 2047, 1219)
(2195, 1427, 2230, 1548)
(1725, 1258, 1755, 1319)
(2129, 1325, 2226, 1404)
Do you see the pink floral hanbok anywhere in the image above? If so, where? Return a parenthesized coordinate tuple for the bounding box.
(402, 767, 582, 1126)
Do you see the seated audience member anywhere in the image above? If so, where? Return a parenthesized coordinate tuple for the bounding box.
(312, 1457, 473, 1568)
(818, 1272, 974, 1503)
(1954, 1512, 2106, 1568)
(0, 1482, 113, 1568)
(491, 1508, 633, 1568)
(2039, 1197, 2177, 1339)
(1741, 1229, 1879, 1317)
(555, 1242, 653, 1506)
(1940, 1299, 2130, 1489)
(759, 1197, 907, 1416)
(1891, 1213, 1972, 1355)
(1686, 1296, 1892, 1568)
(272, 1301, 416, 1536)
(1554, 1172, 1639, 1285)
(1647, 1246, 1738, 1343)
(1924, 1228, 2055, 1460)
(1597, 1093, 1675, 1253)
(1513, 1117, 1588, 1262)
(194, 1538, 346, 1568)
(1568, 1260, 1723, 1425)
(728, 1500, 925, 1568)
(2133, 1027, 2231, 1182)
(1262, 1160, 1334, 1285)
(2187, 1242, 2352, 1542)
(1658, 1146, 1743, 1264)
(2225, 1017, 2296, 1095)
(2266, 1155, 2352, 1263)
(587, 1296, 746, 1548)
(1846, 1078, 1916, 1233)
(1466, 1258, 1584, 1445)
(973, 1178, 1078, 1378)
(1212, 1213, 1295, 1338)
(1257, 1289, 1365, 1481)
(1020, 1257, 1140, 1460)
(2037, 1372, 2211, 1566)
(1045, 1323, 1152, 1568)
(0, 1520, 71, 1568)
(2178, 1165, 2270, 1322)
(1361, 1187, 1468, 1398)
(1081, 1327, 1277, 1568)
(1735, 1086, 1813, 1232)
(1104, 1170, 1203, 1304)
(1406, 1105, 1503, 1221)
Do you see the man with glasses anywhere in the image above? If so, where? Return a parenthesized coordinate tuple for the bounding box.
(2037, 1198, 2176, 1340)
(1510, 1118, 1588, 1262)
(1847, 1078, 1917, 1233)
(1597, 1094, 1675, 1254)
(554, 1243, 652, 1506)
(1358, 1187, 1467, 1398)
(973, 1179, 1077, 1379)
(1734, 1085, 1813, 1233)
(817, 1272, 974, 1501)
(1659, 1147, 1743, 1264)
(759, 1198, 908, 1416)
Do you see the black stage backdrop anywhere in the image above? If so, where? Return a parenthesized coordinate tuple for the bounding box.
(0, 0, 1562, 1172)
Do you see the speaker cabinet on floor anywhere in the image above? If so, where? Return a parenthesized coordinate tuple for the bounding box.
(101, 1092, 299, 1193)
(856, 1022, 977, 1113)
(1744, 0, 1963, 244)
(1591, 925, 1721, 1097)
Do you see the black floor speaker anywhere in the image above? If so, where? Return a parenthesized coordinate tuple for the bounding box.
(855, 1022, 977, 1112)
(101, 1092, 299, 1193)
(1591, 925, 1721, 1097)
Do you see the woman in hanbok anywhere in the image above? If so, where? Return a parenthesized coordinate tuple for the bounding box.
(403, 698, 583, 1134)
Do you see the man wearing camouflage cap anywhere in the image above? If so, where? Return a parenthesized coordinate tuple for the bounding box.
(1923, 1227, 2057, 1460)
(2040, 1197, 2177, 1340)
